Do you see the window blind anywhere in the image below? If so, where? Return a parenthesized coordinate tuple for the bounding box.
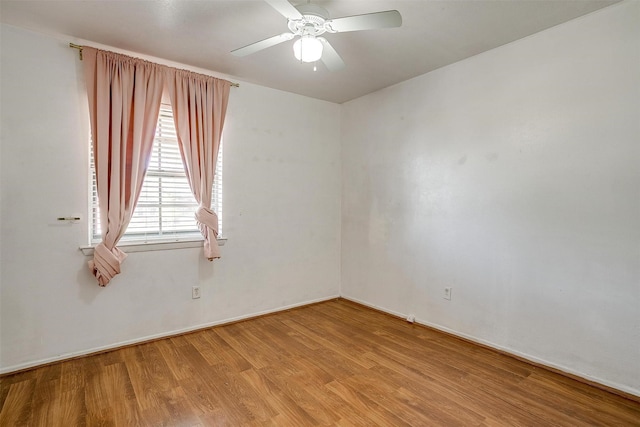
(90, 104, 223, 244)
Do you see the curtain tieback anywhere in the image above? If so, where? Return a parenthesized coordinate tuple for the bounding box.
(88, 242, 127, 287)
(195, 205, 219, 238)
(195, 205, 220, 260)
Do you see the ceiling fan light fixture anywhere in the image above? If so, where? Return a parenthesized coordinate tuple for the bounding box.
(231, 0, 402, 72)
(293, 35, 323, 62)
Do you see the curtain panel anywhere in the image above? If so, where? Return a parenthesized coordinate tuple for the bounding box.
(166, 69, 231, 260)
(82, 46, 233, 285)
(83, 47, 165, 286)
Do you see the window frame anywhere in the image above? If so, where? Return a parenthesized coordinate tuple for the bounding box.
(86, 103, 224, 253)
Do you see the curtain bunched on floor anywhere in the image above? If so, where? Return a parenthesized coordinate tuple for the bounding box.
(83, 47, 164, 286)
(166, 69, 231, 260)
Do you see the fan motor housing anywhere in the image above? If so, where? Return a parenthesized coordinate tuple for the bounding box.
(288, 4, 332, 36)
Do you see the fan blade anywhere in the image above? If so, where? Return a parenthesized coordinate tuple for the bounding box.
(231, 33, 295, 57)
(264, 0, 303, 20)
(318, 38, 345, 71)
(326, 10, 402, 33)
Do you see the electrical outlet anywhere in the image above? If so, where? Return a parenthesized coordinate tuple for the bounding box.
(444, 287, 452, 300)
(192, 286, 201, 299)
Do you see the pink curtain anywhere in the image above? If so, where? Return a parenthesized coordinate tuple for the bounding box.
(166, 69, 231, 260)
(83, 47, 164, 286)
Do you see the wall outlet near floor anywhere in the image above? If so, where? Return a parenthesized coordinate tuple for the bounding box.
(192, 286, 201, 299)
(444, 287, 452, 300)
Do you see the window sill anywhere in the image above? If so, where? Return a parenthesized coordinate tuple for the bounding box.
(79, 237, 227, 256)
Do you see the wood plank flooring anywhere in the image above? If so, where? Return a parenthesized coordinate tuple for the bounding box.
(1, 298, 639, 426)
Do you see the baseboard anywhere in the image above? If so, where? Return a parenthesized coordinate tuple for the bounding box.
(0, 294, 339, 376)
(340, 295, 640, 403)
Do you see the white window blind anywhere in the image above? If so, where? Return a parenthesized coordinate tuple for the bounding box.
(90, 104, 223, 244)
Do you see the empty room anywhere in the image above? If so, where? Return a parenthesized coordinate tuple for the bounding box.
(1, 0, 639, 425)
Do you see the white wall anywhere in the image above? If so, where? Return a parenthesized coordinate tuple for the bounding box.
(341, 1, 640, 396)
(0, 24, 341, 372)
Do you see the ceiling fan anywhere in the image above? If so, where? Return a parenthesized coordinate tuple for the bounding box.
(231, 0, 402, 71)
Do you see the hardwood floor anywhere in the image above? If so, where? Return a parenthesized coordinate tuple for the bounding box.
(1, 298, 639, 426)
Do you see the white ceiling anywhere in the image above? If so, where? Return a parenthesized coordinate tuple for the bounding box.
(0, 0, 619, 104)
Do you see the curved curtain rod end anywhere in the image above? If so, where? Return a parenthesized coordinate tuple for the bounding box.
(69, 43, 83, 60)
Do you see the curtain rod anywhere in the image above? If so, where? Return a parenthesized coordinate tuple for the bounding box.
(69, 43, 240, 87)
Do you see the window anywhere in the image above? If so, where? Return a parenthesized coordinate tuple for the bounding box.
(90, 104, 223, 244)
